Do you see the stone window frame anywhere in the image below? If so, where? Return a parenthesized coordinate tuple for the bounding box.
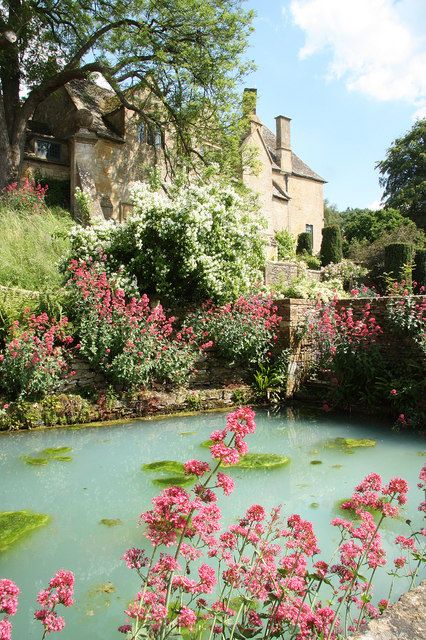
(35, 139, 62, 161)
(138, 121, 164, 149)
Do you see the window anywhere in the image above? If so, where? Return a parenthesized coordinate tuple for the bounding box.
(35, 140, 61, 161)
(138, 121, 163, 148)
(306, 224, 313, 236)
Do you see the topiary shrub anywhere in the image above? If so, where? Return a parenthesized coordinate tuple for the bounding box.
(384, 243, 414, 281)
(321, 225, 343, 266)
(296, 232, 313, 256)
(413, 248, 426, 288)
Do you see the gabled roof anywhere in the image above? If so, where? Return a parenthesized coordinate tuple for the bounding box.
(65, 79, 125, 143)
(261, 124, 326, 183)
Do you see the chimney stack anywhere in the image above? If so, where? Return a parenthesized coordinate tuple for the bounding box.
(275, 115, 292, 174)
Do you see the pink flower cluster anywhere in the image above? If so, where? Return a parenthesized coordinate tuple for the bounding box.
(34, 570, 74, 635)
(2, 178, 48, 213)
(0, 311, 73, 399)
(0, 580, 19, 640)
(0, 570, 74, 639)
(67, 260, 206, 388)
(119, 409, 425, 639)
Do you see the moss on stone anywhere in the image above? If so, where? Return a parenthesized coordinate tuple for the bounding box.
(0, 510, 50, 551)
(99, 518, 122, 527)
(222, 453, 290, 469)
(142, 460, 185, 475)
(325, 437, 376, 451)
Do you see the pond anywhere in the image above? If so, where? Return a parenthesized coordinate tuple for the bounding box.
(0, 406, 425, 639)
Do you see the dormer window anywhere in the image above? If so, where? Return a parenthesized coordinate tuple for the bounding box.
(35, 140, 61, 161)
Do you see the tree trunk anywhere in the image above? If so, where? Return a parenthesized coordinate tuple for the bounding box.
(0, 97, 25, 189)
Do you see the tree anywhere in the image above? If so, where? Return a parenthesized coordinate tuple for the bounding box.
(341, 207, 415, 246)
(377, 119, 426, 230)
(323, 199, 342, 227)
(0, 0, 253, 188)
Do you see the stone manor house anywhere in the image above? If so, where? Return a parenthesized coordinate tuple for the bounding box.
(23, 79, 325, 254)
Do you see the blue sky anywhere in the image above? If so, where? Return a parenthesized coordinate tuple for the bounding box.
(242, 0, 426, 211)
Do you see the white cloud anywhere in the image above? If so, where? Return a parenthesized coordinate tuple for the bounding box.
(289, 0, 426, 116)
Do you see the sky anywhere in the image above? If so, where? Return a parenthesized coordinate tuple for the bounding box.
(242, 0, 426, 211)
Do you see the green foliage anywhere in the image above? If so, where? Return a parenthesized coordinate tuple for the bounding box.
(341, 207, 414, 247)
(384, 243, 414, 281)
(73, 188, 93, 226)
(300, 254, 321, 270)
(0, 205, 72, 291)
(252, 350, 290, 403)
(68, 174, 266, 305)
(275, 230, 296, 260)
(324, 200, 342, 227)
(320, 226, 343, 266)
(272, 273, 345, 301)
(377, 119, 426, 229)
(0, 510, 50, 552)
(34, 173, 70, 209)
(296, 232, 313, 256)
(347, 224, 425, 287)
(414, 248, 426, 287)
(322, 260, 368, 290)
(1, 0, 254, 185)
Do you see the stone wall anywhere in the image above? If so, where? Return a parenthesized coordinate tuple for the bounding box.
(352, 581, 426, 640)
(265, 261, 322, 287)
(273, 296, 426, 397)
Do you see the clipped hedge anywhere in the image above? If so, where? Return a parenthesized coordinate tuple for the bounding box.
(384, 243, 414, 281)
(320, 225, 343, 266)
(413, 248, 426, 288)
(296, 232, 313, 256)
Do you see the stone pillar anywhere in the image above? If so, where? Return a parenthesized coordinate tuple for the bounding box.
(70, 109, 104, 221)
(275, 115, 292, 174)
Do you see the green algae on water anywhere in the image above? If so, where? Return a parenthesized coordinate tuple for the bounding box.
(180, 431, 197, 436)
(334, 498, 381, 520)
(325, 437, 376, 452)
(21, 446, 73, 466)
(200, 439, 213, 448)
(310, 502, 320, 509)
(99, 518, 122, 527)
(310, 460, 322, 465)
(0, 511, 50, 552)
(142, 460, 185, 475)
(222, 453, 290, 470)
(85, 582, 116, 616)
(152, 475, 194, 487)
(332, 464, 343, 469)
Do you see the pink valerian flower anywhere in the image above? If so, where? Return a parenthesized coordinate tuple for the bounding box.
(245, 504, 265, 522)
(118, 624, 132, 634)
(140, 486, 194, 546)
(394, 556, 406, 568)
(395, 535, 417, 551)
(34, 610, 65, 633)
(216, 472, 234, 495)
(183, 460, 211, 477)
(34, 570, 74, 634)
(210, 442, 240, 465)
(0, 580, 19, 616)
(122, 548, 148, 570)
(0, 619, 12, 640)
(178, 607, 197, 629)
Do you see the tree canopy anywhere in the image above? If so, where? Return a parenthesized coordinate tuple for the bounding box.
(0, 0, 253, 186)
(341, 207, 415, 245)
(376, 119, 426, 230)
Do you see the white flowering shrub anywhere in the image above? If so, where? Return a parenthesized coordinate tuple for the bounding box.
(66, 175, 266, 304)
(322, 259, 368, 289)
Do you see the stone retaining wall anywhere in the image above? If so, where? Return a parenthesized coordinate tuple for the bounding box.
(273, 296, 426, 396)
(265, 261, 321, 287)
(352, 581, 426, 640)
